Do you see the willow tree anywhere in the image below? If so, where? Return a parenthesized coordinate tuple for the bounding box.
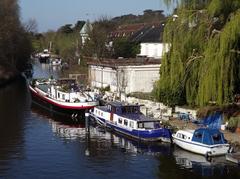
(154, 0, 240, 106)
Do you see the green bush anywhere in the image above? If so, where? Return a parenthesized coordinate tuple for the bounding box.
(127, 92, 154, 100)
(228, 117, 240, 132)
(99, 85, 110, 93)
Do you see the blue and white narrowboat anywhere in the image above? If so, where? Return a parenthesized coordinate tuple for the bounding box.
(90, 102, 172, 142)
(172, 128, 230, 157)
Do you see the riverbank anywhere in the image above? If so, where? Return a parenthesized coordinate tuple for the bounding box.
(168, 117, 240, 152)
(0, 65, 21, 88)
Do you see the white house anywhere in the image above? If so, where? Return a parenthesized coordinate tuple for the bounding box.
(88, 59, 161, 94)
(130, 23, 170, 59)
(139, 43, 170, 59)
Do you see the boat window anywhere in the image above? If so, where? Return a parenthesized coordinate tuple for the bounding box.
(122, 107, 126, 113)
(129, 121, 134, 128)
(124, 119, 128, 126)
(116, 108, 121, 114)
(62, 94, 65, 99)
(183, 135, 187, 139)
(177, 133, 187, 139)
(194, 132, 202, 139)
(134, 107, 139, 113)
(58, 93, 60, 98)
(129, 107, 133, 113)
(212, 134, 222, 144)
(138, 122, 144, 128)
(101, 112, 103, 116)
(118, 118, 122, 124)
(143, 122, 154, 129)
(112, 106, 116, 113)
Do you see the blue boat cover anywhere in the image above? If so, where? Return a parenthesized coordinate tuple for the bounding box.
(200, 113, 223, 129)
(192, 128, 227, 145)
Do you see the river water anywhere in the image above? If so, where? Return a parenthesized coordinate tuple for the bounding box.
(0, 62, 239, 179)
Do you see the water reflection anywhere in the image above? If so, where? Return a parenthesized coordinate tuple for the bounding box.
(51, 121, 172, 156)
(173, 147, 231, 176)
(32, 60, 61, 79)
(0, 76, 30, 175)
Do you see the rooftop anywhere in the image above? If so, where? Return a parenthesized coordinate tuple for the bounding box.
(86, 57, 161, 68)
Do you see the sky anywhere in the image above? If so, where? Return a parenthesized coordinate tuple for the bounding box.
(19, 0, 171, 32)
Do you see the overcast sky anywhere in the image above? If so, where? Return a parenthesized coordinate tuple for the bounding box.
(19, 0, 171, 32)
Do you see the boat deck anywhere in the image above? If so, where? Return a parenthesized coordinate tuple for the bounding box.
(36, 84, 49, 93)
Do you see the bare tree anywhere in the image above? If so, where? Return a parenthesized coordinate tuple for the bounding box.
(24, 18, 38, 33)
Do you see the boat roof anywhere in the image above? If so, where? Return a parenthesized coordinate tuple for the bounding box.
(108, 101, 140, 107)
(177, 129, 194, 135)
(194, 128, 223, 135)
(96, 106, 159, 122)
(192, 128, 227, 145)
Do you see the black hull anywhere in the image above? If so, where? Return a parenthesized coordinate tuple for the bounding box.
(30, 90, 88, 124)
(39, 57, 49, 63)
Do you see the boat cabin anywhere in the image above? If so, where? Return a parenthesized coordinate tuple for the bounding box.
(192, 128, 227, 145)
(94, 102, 163, 130)
(107, 102, 140, 115)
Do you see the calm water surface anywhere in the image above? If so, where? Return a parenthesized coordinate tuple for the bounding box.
(0, 62, 239, 179)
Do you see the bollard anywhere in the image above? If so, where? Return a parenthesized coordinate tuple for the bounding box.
(85, 112, 90, 133)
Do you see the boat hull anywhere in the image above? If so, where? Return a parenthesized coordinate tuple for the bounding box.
(90, 113, 172, 143)
(172, 135, 230, 156)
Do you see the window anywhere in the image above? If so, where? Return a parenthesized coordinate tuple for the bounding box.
(101, 112, 103, 116)
(57, 93, 60, 98)
(194, 132, 202, 139)
(118, 118, 122, 124)
(138, 122, 144, 128)
(212, 134, 222, 143)
(62, 94, 65, 99)
(129, 121, 134, 128)
(113, 107, 116, 113)
(177, 133, 187, 139)
(122, 107, 126, 113)
(124, 119, 128, 126)
(134, 107, 139, 113)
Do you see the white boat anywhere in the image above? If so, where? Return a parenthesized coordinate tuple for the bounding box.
(39, 49, 50, 63)
(50, 58, 62, 66)
(90, 102, 172, 142)
(172, 128, 230, 157)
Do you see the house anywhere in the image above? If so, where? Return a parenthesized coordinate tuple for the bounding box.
(108, 23, 170, 59)
(108, 23, 146, 40)
(130, 23, 170, 59)
(88, 58, 161, 94)
(79, 21, 93, 45)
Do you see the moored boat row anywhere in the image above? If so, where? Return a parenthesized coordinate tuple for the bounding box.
(28, 78, 233, 159)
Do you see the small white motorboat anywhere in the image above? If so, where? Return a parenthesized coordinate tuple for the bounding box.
(172, 128, 230, 157)
(50, 58, 62, 66)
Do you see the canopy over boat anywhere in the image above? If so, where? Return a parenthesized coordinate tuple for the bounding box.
(192, 128, 227, 145)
